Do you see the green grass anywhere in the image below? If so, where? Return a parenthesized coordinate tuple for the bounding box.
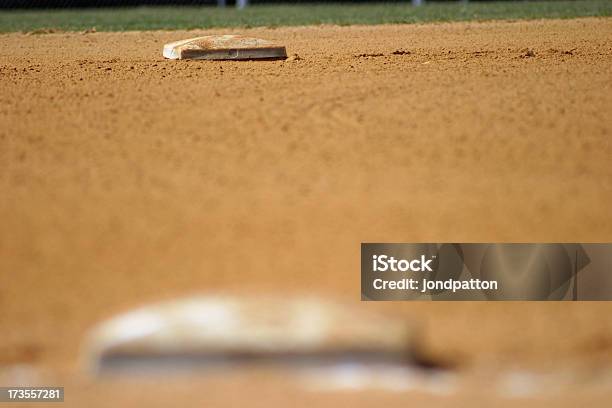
(0, 1, 610, 33)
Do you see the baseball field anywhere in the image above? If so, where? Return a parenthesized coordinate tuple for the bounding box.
(1, 1, 611, 406)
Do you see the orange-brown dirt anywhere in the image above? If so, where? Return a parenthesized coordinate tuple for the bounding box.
(1, 18, 611, 406)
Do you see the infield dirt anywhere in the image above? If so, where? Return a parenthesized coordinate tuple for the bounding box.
(1, 18, 611, 406)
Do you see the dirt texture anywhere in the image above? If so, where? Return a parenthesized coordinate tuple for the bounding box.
(0, 18, 611, 406)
